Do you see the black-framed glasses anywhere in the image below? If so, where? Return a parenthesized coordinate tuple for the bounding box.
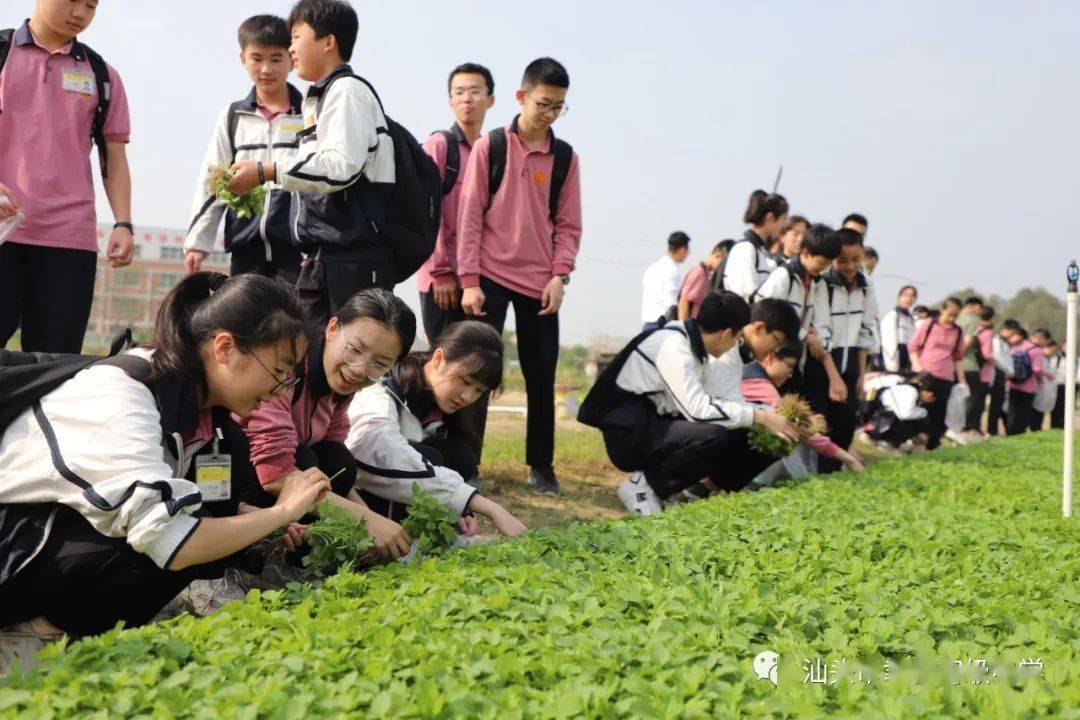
(533, 99, 569, 118)
(246, 351, 301, 396)
(342, 340, 394, 382)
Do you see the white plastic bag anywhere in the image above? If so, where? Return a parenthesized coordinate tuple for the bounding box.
(0, 195, 24, 245)
(1034, 380, 1057, 413)
(946, 383, 971, 433)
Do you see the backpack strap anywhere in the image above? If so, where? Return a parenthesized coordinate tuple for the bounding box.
(437, 129, 459, 196)
(226, 101, 245, 161)
(0, 29, 13, 71)
(73, 41, 112, 179)
(549, 139, 573, 221)
(486, 127, 508, 210)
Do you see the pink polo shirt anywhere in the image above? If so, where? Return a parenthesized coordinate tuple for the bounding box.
(679, 262, 711, 318)
(417, 125, 472, 292)
(0, 21, 131, 253)
(909, 319, 964, 381)
(1008, 339, 1044, 394)
(457, 116, 583, 299)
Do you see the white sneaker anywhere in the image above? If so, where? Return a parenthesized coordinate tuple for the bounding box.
(945, 429, 968, 446)
(617, 472, 663, 516)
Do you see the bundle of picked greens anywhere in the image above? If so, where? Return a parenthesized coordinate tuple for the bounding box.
(302, 501, 374, 577)
(402, 483, 459, 557)
(749, 393, 826, 458)
(206, 164, 267, 219)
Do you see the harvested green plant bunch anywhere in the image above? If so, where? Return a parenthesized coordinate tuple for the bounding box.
(402, 483, 459, 556)
(303, 501, 374, 577)
(206, 164, 267, 219)
(749, 393, 827, 457)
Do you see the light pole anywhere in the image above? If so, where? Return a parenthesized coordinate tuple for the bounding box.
(1063, 260, 1077, 518)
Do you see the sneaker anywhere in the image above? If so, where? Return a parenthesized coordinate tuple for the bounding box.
(184, 569, 250, 616)
(529, 466, 562, 495)
(617, 472, 662, 516)
(944, 429, 968, 446)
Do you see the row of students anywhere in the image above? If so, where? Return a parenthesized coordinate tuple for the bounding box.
(0, 274, 526, 637)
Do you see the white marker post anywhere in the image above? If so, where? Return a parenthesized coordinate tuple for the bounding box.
(1063, 261, 1078, 518)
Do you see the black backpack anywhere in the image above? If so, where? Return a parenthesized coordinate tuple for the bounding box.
(0, 330, 141, 434)
(708, 238, 746, 294)
(316, 74, 442, 283)
(435, 129, 461, 196)
(0, 28, 112, 177)
(486, 126, 573, 222)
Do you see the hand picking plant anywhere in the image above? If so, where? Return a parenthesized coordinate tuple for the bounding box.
(749, 393, 827, 457)
(206, 164, 268, 219)
(302, 501, 374, 577)
(402, 483, 459, 556)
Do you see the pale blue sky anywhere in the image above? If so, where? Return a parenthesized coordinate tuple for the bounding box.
(73, 0, 1080, 343)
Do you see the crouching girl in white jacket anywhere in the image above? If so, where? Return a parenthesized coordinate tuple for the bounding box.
(345, 321, 526, 538)
(0, 273, 329, 636)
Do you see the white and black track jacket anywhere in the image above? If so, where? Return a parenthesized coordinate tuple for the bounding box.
(613, 321, 756, 428)
(184, 85, 304, 258)
(880, 307, 916, 372)
(721, 230, 778, 301)
(819, 268, 880, 375)
(752, 256, 830, 341)
(345, 381, 477, 517)
(0, 349, 206, 573)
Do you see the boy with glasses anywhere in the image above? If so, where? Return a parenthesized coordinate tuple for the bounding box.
(457, 57, 582, 494)
(418, 63, 496, 344)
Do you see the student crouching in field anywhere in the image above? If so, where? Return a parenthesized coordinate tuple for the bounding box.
(0, 273, 329, 637)
(230, 289, 417, 560)
(578, 293, 804, 515)
(346, 321, 526, 537)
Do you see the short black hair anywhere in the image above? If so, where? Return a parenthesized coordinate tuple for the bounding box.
(448, 62, 494, 96)
(980, 307, 996, 322)
(1033, 327, 1052, 340)
(802, 223, 841, 259)
(782, 215, 809, 234)
(698, 291, 750, 333)
(717, 239, 736, 255)
(863, 246, 879, 260)
(775, 341, 803, 362)
(898, 284, 918, 298)
(238, 15, 290, 50)
(522, 57, 569, 89)
(288, 0, 358, 62)
(843, 213, 868, 229)
(836, 228, 864, 247)
(964, 296, 984, 307)
(913, 305, 930, 315)
(668, 231, 690, 252)
(1003, 319, 1027, 338)
(942, 296, 963, 311)
(751, 297, 800, 345)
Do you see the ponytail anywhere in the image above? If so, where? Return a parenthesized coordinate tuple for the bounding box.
(743, 189, 790, 226)
(149, 272, 307, 395)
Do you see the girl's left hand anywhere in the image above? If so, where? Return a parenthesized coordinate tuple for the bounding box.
(283, 522, 310, 552)
(457, 515, 479, 536)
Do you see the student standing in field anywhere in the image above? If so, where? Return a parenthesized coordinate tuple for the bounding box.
(678, 241, 727, 320)
(417, 63, 496, 345)
(720, 190, 787, 301)
(1000, 320, 1044, 436)
(908, 297, 965, 450)
(1027, 328, 1055, 432)
(979, 309, 1009, 435)
(225, 0, 397, 325)
(641, 231, 690, 329)
(457, 57, 583, 495)
(862, 247, 879, 276)
(578, 294, 803, 515)
(184, 15, 304, 282)
(0, 273, 328, 637)
(841, 212, 868, 238)
(956, 297, 985, 435)
(880, 285, 918, 373)
(775, 215, 809, 262)
(0, 0, 134, 354)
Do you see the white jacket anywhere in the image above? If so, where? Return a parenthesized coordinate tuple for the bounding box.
(819, 268, 880, 374)
(880, 307, 916, 372)
(0, 349, 206, 571)
(720, 231, 777, 301)
(613, 321, 755, 428)
(641, 254, 684, 323)
(752, 257, 830, 341)
(345, 382, 477, 516)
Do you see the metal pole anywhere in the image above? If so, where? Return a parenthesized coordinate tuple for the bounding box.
(1064, 260, 1078, 518)
(772, 165, 783, 194)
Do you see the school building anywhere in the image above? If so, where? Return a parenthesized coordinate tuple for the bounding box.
(83, 224, 228, 352)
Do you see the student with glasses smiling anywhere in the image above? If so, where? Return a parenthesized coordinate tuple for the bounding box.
(226, 289, 420, 561)
(457, 57, 583, 495)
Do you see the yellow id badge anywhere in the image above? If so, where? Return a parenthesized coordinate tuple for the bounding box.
(61, 69, 95, 95)
(196, 454, 232, 502)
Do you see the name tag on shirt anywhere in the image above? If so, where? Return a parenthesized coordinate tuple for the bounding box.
(195, 453, 232, 502)
(61, 69, 95, 95)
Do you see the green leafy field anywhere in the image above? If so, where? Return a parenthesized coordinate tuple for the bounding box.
(2, 433, 1078, 718)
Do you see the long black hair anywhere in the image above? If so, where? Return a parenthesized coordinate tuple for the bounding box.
(396, 321, 504, 400)
(148, 272, 307, 397)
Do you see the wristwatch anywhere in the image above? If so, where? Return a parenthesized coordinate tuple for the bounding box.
(113, 221, 134, 233)
(559, 274, 570, 286)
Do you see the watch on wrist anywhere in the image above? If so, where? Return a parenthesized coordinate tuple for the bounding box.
(559, 274, 570, 286)
(113, 221, 134, 233)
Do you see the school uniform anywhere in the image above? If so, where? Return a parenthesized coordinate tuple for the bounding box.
(416, 123, 473, 344)
(741, 362, 843, 464)
(719, 229, 777, 301)
(228, 335, 356, 508)
(456, 114, 583, 473)
(0, 20, 131, 353)
(0, 349, 220, 636)
(980, 329, 1009, 435)
(908, 318, 964, 449)
(880, 307, 915, 373)
(817, 268, 879, 469)
(1048, 352, 1077, 429)
(1006, 339, 1044, 436)
(278, 64, 397, 325)
(184, 85, 305, 282)
(641, 254, 684, 328)
(678, 262, 711, 320)
(345, 372, 479, 523)
(577, 322, 773, 498)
